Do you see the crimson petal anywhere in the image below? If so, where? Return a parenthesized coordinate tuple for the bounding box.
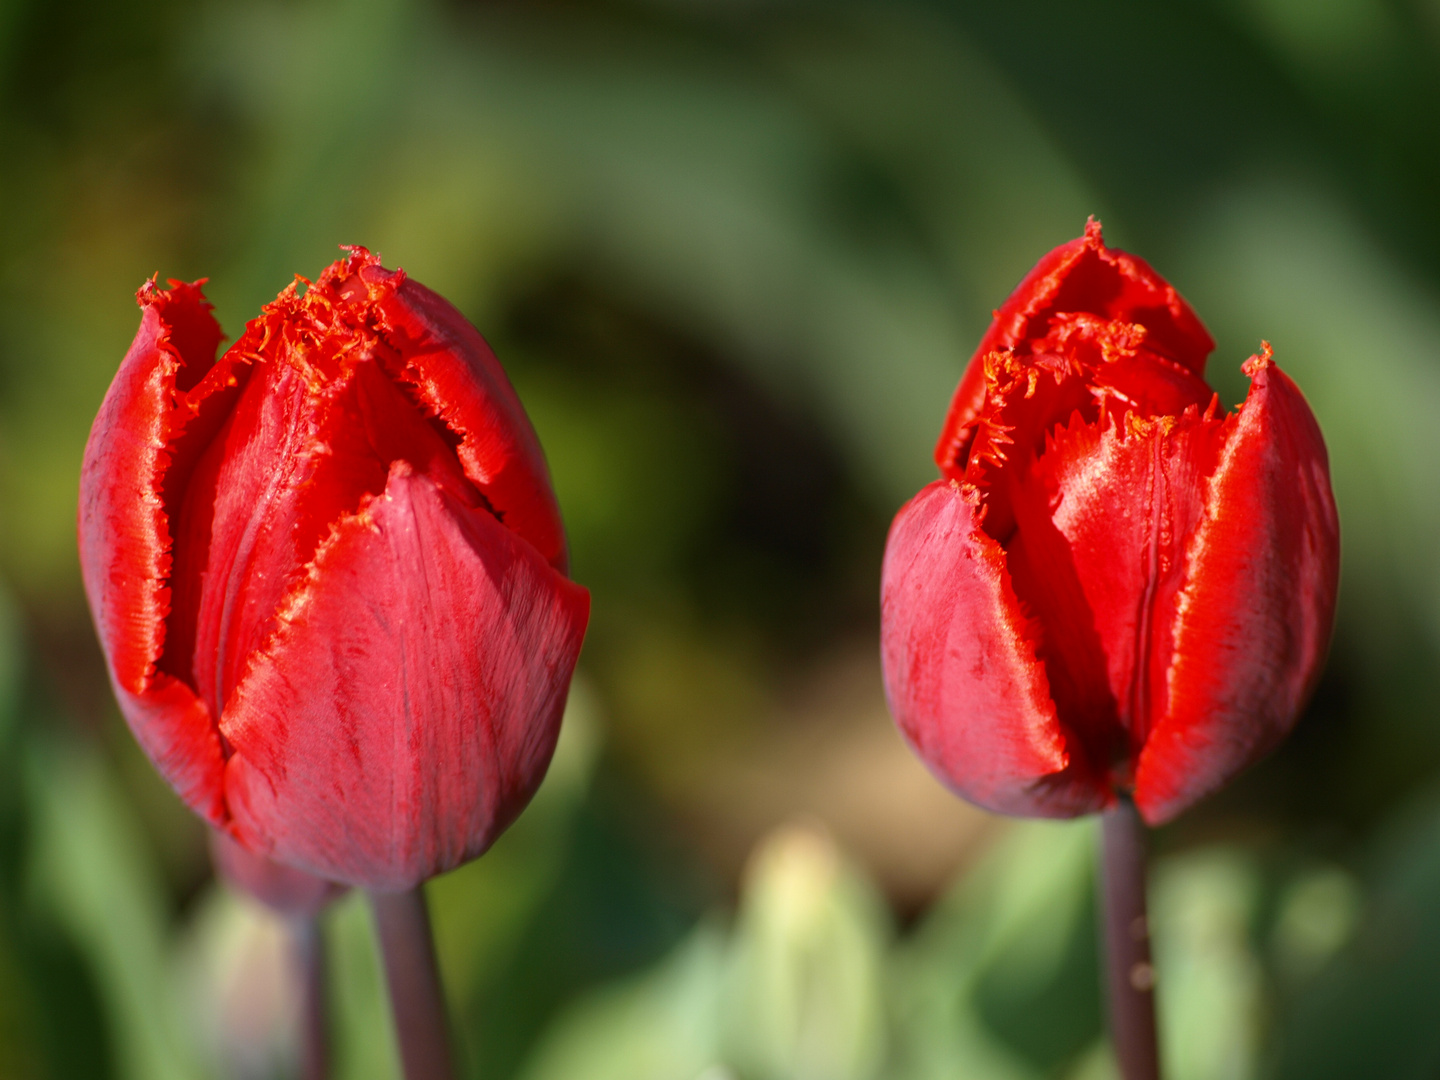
(220, 463, 590, 889)
(1007, 405, 1230, 769)
(880, 479, 1105, 817)
(365, 262, 569, 572)
(78, 282, 228, 824)
(936, 220, 1215, 474)
(1134, 349, 1340, 824)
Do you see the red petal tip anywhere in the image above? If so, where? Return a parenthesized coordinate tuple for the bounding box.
(1242, 341, 1275, 378)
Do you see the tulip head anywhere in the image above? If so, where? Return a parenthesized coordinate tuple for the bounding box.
(80, 249, 590, 889)
(881, 221, 1339, 824)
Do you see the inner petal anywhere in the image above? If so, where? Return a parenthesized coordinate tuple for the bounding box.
(1006, 406, 1229, 776)
(1090, 351, 1214, 419)
(180, 359, 328, 720)
(963, 351, 1095, 539)
(158, 353, 254, 689)
(1031, 311, 1214, 420)
(1039, 238, 1213, 376)
(177, 350, 482, 721)
(1004, 417, 1123, 776)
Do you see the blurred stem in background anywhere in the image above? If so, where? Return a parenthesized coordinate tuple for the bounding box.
(1101, 799, 1159, 1080)
(292, 916, 330, 1080)
(205, 830, 346, 1079)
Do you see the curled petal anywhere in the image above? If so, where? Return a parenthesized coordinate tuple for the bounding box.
(220, 463, 590, 890)
(1135, 350, 1340, 823)
(880, 479, 1104, 817)
(366, 262, 569, 572)
(78, 282, 227, 823)
(936, 219, 1215, 474)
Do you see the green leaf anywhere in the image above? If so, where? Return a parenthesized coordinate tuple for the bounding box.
(720, 825, 890, 1080)
(24, 742, 208, 1080)
(516, 923, 728, 1080)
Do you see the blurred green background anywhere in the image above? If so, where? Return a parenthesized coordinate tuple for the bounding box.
(2, 0, 1440, 1077)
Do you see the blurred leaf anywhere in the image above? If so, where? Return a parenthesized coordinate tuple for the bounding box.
(516, 924, 728, 1080)
(760, 3, 1098, 316)
(183, 0, 420, 324)
(1269, 866, 1362, 986)
(25, 741, 207, 1080)
(892, 820, 1097, 1080)
(1216, 0, 1402, 89)
(1272, 789, 1440, 1078)
(0, 0, 24, 75)
(970, 870, 1100, 1074)
(721, 824, 889, 1080)
(1150, 851, 1264, 1080)
(0, 923, 43, 1080)
(328, 892, 399, 1080)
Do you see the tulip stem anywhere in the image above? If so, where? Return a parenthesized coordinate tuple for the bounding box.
(1100, 796, 1161, 1080)
(368, 887, 457, 1080)
(291, 915, 330, 1080)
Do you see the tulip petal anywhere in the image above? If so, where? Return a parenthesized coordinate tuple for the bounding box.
(936, 219, 1215, 474)
(370, 267, 569, 572)
(1007, 406, 1229, 767)
(220, 463, 591, 889)
(1135, 351, 1340, 824)
(180, 352, 488, 721)
(880, 479, 1106, 817)
(224, 249, 567, 574)
(78, 281, 229, 824)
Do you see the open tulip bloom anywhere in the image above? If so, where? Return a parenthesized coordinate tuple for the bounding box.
(881, 221, 1339, 1078)
(80, 248, 590, 1079)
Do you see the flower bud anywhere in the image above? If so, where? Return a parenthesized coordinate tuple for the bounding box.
(80, 249, 590, 888)
(881, 221, 1339, 824)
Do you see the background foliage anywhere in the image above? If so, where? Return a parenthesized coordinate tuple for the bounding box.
(2, 0, 1440, 1076)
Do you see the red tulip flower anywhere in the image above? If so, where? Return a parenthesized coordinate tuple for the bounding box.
(881, 221, 1339, 825)
(80, 248, 590, 891)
